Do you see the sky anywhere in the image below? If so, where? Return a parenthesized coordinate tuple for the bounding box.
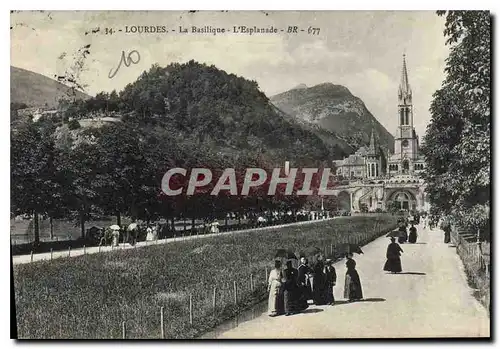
(10, 10, 450, 140)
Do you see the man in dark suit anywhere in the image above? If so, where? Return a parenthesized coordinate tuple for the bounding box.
(296, 257, 310, 311)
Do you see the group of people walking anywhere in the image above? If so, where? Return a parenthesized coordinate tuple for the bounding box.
(383, 218, 420, 273)
(105, 222, 161, 247)
(395, 222, 418, 244)
(268, 253, 363, 317)
(267, 215, 432, 316)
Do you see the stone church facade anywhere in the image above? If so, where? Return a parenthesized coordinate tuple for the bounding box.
(331, 55, 429, 213)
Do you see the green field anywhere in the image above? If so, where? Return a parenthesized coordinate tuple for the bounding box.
(13, 215, 398, 339)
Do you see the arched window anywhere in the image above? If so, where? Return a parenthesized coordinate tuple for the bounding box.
(396, 192, 409, 201)
(400, 108, 404, 126)
(395, 192, 412, 211)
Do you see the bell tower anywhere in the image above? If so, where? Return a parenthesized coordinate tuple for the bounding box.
(394, 54, 418, 165)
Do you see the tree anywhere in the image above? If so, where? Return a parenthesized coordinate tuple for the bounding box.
(421, 11, 490, 237)
(53, 126, 105, 239)
(387, 201, 400, 214)
(11, 120, 63, 245)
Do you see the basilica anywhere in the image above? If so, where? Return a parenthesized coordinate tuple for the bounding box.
(331, 55, 429, 213)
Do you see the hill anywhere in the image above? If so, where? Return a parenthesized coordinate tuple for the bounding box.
(54, 61, 345, 167)
(10, 66, 90, 108)
(270, 83, 395, 154)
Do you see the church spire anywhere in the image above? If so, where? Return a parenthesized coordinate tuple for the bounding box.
(369, 129, 376, 149)
(398, 54, 412, 104)
(368, 128, 379, 155)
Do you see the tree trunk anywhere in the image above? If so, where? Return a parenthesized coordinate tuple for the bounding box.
(49, 216, 54, 240)
(80, 210, 85, 239)
(170, 217, 175, 233)
(33, 211, 40, 246)
(116, 212, 122, 226)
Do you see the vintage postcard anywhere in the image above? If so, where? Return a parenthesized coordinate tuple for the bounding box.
(10, 10, 490, 339)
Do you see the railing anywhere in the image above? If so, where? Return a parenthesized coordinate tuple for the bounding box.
(451, 228, 490, 313)
(14, 218, 399, 339)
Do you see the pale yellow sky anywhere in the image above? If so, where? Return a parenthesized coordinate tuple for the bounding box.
(10, 11, 449, 139)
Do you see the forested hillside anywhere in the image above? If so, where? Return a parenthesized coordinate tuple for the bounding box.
(11, 61, 341, 244)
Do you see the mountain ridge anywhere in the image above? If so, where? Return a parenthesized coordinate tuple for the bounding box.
(10, 66, 90, 109)
(271, 82, 395, 154)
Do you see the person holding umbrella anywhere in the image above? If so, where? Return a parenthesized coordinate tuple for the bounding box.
(127, 221, 139, 246)
(210, 219, 220, 234)
(109, 225, 120, 247)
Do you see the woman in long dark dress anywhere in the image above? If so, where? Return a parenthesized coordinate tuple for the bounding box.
(296, 257, 310, 311)
(282, 260, 299, 316)
(313, 259, 327, 305)
(383, 237, 404, 273)
(408, 224, 418, 243)
(398, 225, 408, 244)
(324, 259, 337, 305)
(443, 226, 451, 243)
(343, 253, 363, 302)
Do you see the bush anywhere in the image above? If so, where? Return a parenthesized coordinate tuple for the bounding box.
(67, 119, 81, 130)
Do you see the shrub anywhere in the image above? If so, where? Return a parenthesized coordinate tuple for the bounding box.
(67, 119, 81, 130)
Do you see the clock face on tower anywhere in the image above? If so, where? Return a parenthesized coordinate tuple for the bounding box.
(402, 139, 409, 147)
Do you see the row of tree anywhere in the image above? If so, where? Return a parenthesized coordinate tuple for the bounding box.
(10, 60, 357, 245)
(11, 117, 339, 245)
(421, 11, 490, 240)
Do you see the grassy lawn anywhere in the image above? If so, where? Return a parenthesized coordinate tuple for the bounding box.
(13, 215, 397, 339)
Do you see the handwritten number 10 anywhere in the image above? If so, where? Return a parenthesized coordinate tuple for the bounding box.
(108, 50, 141, 79)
